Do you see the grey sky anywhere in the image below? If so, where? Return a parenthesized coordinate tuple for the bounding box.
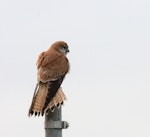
(0, 0, 150, 137)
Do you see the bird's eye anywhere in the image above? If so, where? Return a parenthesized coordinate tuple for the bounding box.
(62, 46, 68, 51)
(63, 46, 67, 49)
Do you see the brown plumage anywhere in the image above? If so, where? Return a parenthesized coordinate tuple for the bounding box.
(28, 41, 70, 116)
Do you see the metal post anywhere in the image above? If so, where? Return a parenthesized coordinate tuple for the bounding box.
(45, 107, 69, 137)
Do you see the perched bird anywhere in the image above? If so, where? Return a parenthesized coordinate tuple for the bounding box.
(28, 41, 70, 116)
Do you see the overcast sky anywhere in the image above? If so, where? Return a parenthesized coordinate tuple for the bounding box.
(0, 0, 150, 137)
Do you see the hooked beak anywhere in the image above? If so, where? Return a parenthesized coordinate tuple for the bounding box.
(67, 48, 70, 53)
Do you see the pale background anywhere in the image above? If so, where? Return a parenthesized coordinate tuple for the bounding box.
(0, 0, 150, 137)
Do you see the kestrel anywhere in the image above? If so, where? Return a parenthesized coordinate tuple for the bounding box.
(28, 41, 70, 116)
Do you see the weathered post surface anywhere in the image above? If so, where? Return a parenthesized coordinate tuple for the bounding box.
(45, 107, 69, 137)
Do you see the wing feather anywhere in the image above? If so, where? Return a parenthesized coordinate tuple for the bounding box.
(41, 75, 65, 115)
(37, 50, 69, 82)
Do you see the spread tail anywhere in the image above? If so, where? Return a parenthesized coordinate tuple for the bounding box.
(28, 82, 66, 116)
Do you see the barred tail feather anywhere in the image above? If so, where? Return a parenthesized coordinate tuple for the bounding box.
(45, 88, 67, 114)
(28, 82, 48, 116)
(28, 83, 67, 116)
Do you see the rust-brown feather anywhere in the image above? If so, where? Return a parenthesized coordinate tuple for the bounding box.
(37, 49, 69, 82)
(28, 41, 69, 116)
(45, 88, 67, 114)
(28, 82, 48, 116)
(28, 82, 67, 116)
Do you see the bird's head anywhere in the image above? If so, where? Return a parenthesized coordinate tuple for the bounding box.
(51, 41, 69, 55)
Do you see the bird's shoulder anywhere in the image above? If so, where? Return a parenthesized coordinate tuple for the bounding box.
(37, 49, 68, 69)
